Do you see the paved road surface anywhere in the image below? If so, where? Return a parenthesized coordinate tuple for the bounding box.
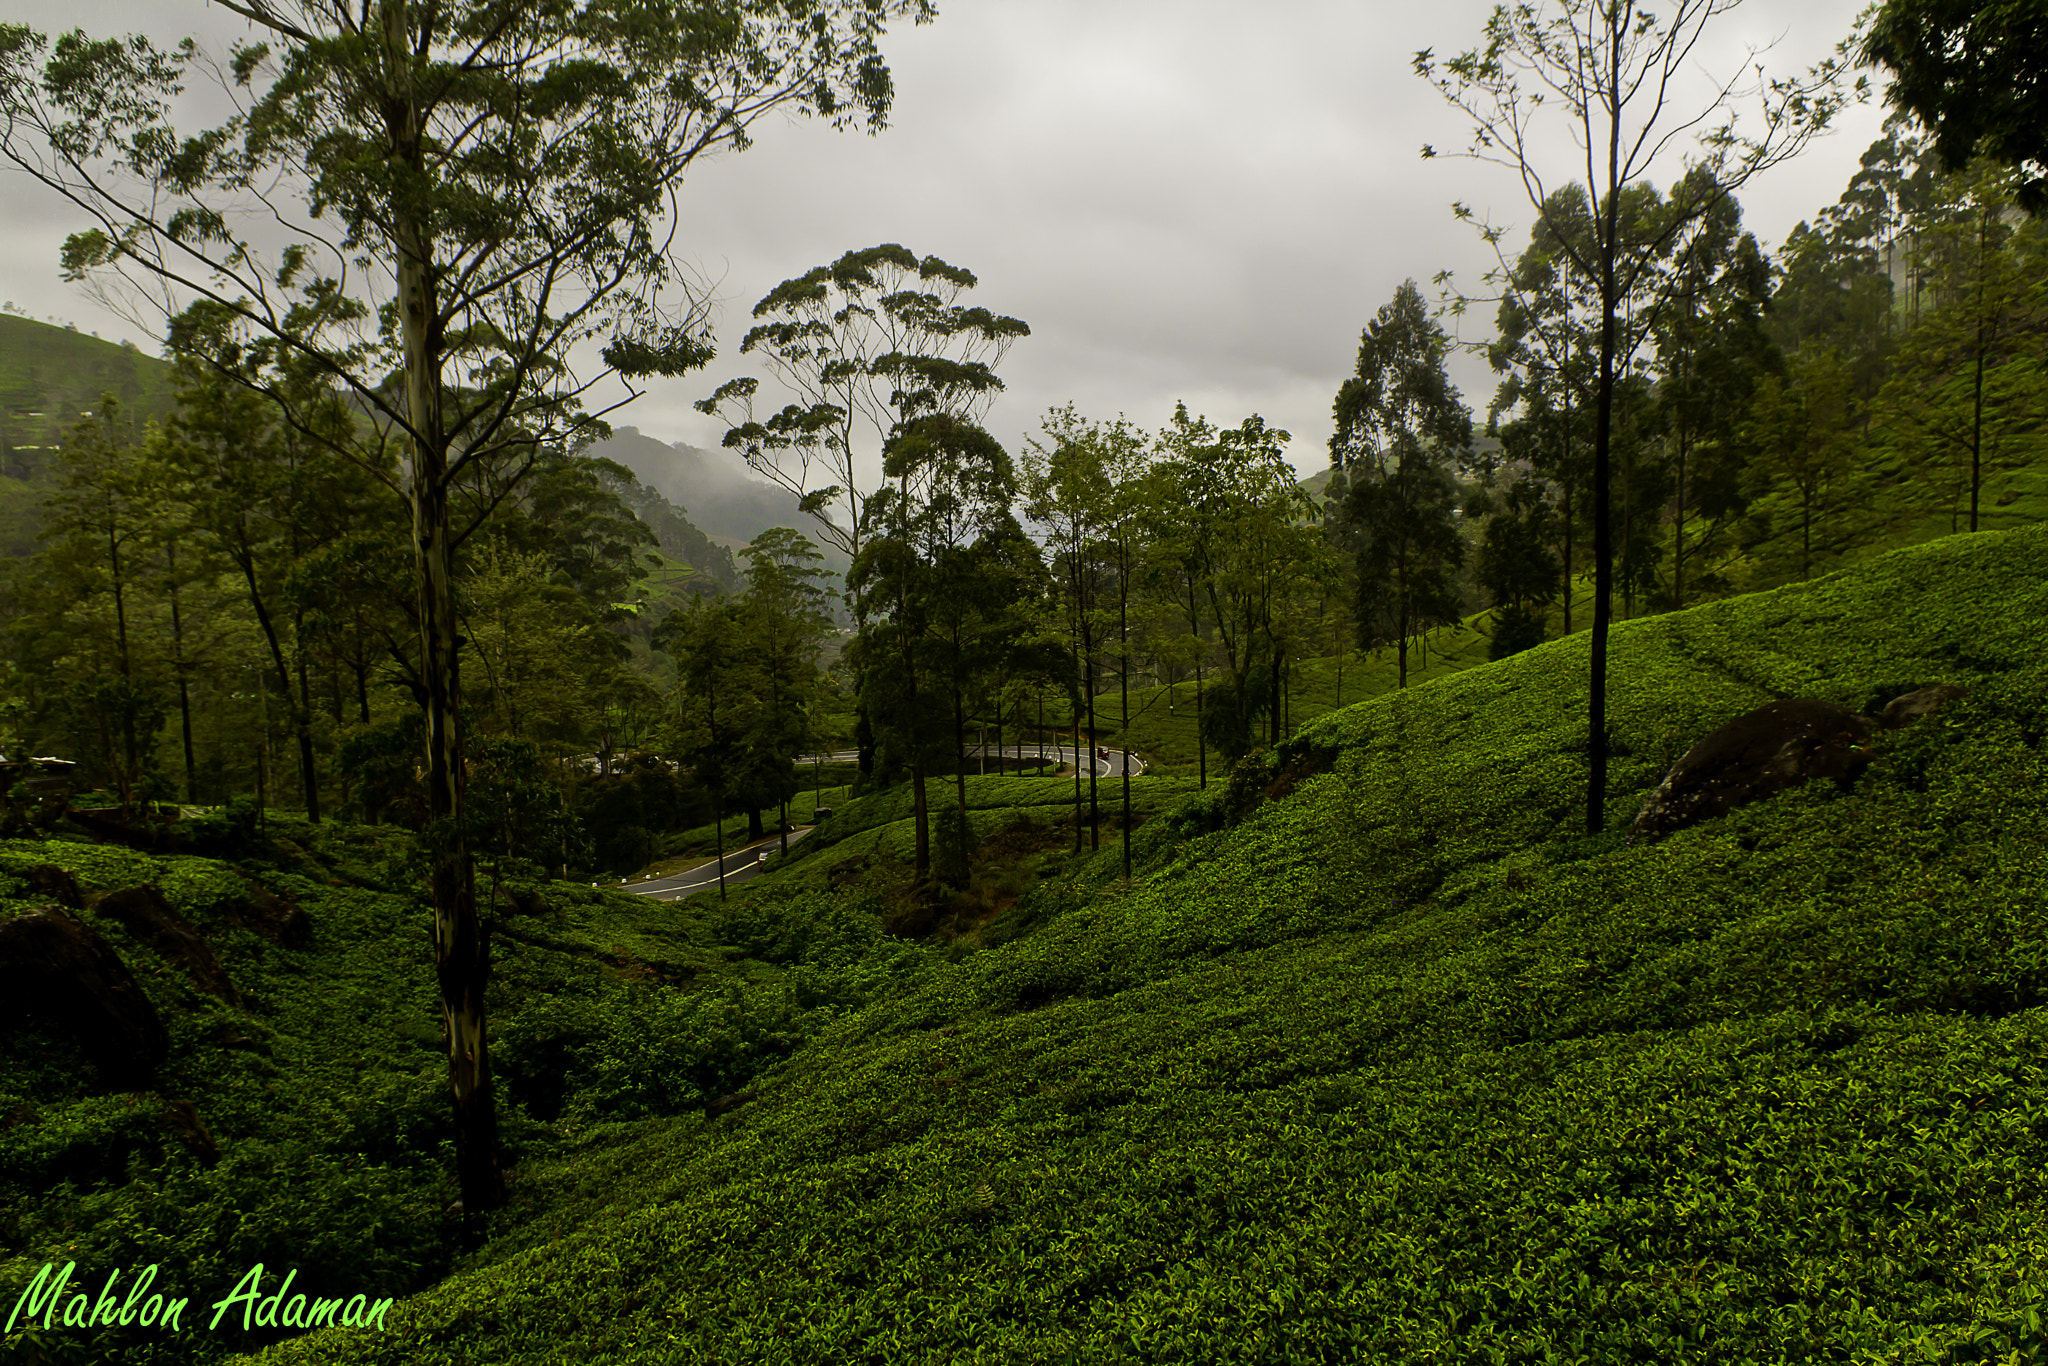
(624, 746, 1144, 901)
(966, 743, 1144, 777)
(620, 826, 817, 901)
(797, 744, 1144, 777)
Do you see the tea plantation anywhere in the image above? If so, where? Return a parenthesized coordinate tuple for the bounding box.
(6, 522, 2048, 1364)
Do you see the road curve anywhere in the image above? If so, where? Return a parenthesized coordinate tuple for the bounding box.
(619, 826, 817, 901)
(619, 745, 1145, 901)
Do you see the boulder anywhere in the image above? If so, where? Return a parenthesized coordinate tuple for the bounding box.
(705, 1089, 757, 1120)
(89, 885, 243, 1007)
(158, 1096, 220, 1166)
(220, 876, 311, 948)
(22, 863, 84, 909)
(1629, 699, 1877, 844)
(0, 905, 169, 1084)
(1879, 682, 1968, 729)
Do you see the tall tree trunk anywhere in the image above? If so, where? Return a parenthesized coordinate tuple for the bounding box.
(1119, 576, 1132, 881)
(108, 519, 137, 811)
(952, 631, 969, 823)
(1586, 104, 1621, 838)
(240, 558, 317, 821)
(1070, 697, 1083, 852)
(1084, 635, 1099, 852)
(387, 0, 502, 1218)
(1673, 426, 1688, 610)
(167, 547, 196, 804)
(294, 608, 321, 822)
(1560, 459, 1574, 635)
(1268, 644, 1283, 745)
(1970, 205, 1988, 533)
(951, 667, 970, 880)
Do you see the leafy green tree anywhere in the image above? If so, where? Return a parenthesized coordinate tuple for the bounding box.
(1335, 282, 1473, 687)
(1477, 477, 1562, 659)
(161, 352, 380, 821)
(1138, 410, 1221, 787)
(1877, 161, 2048, 531)
(0, 0, 932, 1215)
(855, 414, 1020, 884)
(1023, 406, 1148, 870)
(1192, 415, 1315, 751)
(1486, 185, 1601, 633)
(658, 596, 757, 898)
(463, 540, 606, 745)
(1646, 178, 1777, 610)
(1862, 0, 2048, 213)
(1655, 209, 1777, 607)
(737, 527, 834, 853)
(33, 396, 167, 807)
(1418, 0, 1853, 832)
(1742, 346, 1859, 580)
(1023, 406, 1119, 851)
(697, 245, 1029, 568)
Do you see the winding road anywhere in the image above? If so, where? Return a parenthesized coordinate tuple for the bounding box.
(626, 744, 1146, 901)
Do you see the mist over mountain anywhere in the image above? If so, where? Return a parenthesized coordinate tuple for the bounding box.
(588, 426, 848, 564)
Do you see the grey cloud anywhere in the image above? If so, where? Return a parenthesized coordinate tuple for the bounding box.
(2, 0, 1890, 482)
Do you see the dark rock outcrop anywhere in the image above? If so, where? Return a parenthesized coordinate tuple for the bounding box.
(1629, 699, 1877, 844)
(0, 905, 169, 1084)
(22, 863, 84, 909)
(62, 804, 176, 852)
(158, 1096, 220, 1166)
(221, 877, 311, 947)
(705, 1089, 757, 1120)
(1879, 682, 1968, 729)
(89, 885, 243, 1007)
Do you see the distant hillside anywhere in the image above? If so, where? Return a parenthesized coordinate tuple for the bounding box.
(590, 427, 850, 573)
(604, 474, 740, 598)
(0, 314, 176, 481)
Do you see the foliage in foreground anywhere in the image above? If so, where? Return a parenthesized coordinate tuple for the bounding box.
(204, 522, 2048, 1364)
(0, 820, 928, 1366)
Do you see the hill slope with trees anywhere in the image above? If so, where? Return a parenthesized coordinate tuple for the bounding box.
(161, 517, 2048, 1365)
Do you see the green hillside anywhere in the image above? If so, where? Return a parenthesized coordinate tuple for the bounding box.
(119, 520, 2034, 1365)
(0, 314, 177, 478)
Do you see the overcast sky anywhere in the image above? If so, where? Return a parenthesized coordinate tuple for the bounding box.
(1, 0, 1891, 480)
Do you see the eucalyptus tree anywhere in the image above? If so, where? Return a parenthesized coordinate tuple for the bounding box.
(849, 414, 1016, 883)
(0, 0, 934, 1215)
(161, 348, 382, 821)
(1878, 161, 2048, 532)
(1022, 405, 1150, 865)
(696, 244, 1029, 569)
(1335, 282, 1473, 688)
(1742, 346, 1857, 579)
(738, 527, 835, 853)
(1186, 414, 1316, 754)
(656, 594, 757, 899)
(1487, 185, 1600, 632)
(1476, 476, 1563, 659)
(1417, 0, 1856, 832)
(1652, 197, 1775, 608)
(1022, 406, 1113, 847)
(34, 397, 166, 808)
(1138, 413, 1218, 786)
